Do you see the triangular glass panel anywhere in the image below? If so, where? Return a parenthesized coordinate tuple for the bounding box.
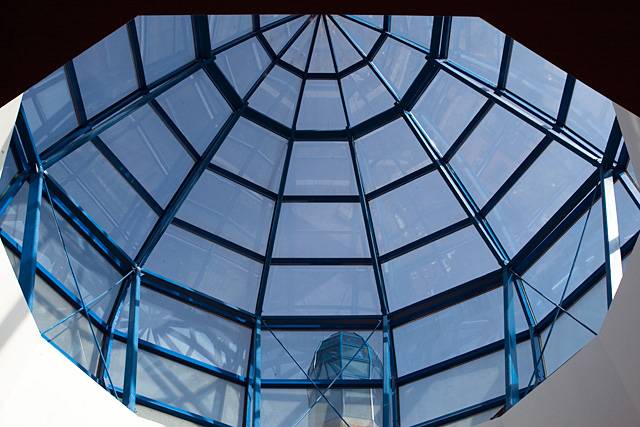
(263, 16, 306, 55)
(326, 19, 361, 71)
(282, 20, 316, 71)
(308, 18, 335, 73)
(332, 15, 380, 56)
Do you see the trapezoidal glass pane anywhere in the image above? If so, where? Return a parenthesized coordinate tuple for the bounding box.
(391, 16, 434, 48)
(285, 141, 357, 196)
(393, 287, 527, 376)
(487, 141, 594, 256)
(176, 170, 275, 254)
(31, 274, 75, 333)
(135, 15, 195, 84)
(156, 69, 231, 155)
(272, 202, 370, 258)
(448, 17, 505, 85)
(37, 199, 122, 320)
(47, 142, 158, 258)
(263, 17, 305, 55)
(21, 67, 78, 153)
(332, 16, 379, 57)
(99, 104, 194, 207)
(355, 118, 431, 193)
(249, 65, 302, 127)
(382, 226, 500, 312)
(282, 21, 315, 71)
(566, 79, 616, 151)
(46, 312, 104, 376)
(373, 37, 425, 97)
(145, 224, 262, 312)
(341, 65, 395, 126)
(261, 329, 383, 380)
(369, 171, 467, 255)
(412, 70, 486, 156)
(296, 80, 347, 130)
(263, 265, 380, 315)
(507, 41, 567, 117)
(308, 19, 334, 73)
(209, 15, 253, 48)
(211, 117, 288, 193)
(326, 19, 361, 71)
(73, 25, 137, 118)
(216, 37, 270, 97)
(449, 104, 545, 207)
(116, 286, 251, 375)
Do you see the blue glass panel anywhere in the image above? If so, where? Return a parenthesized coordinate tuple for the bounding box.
(326, 19, 361, 71)
(263, 265, 380, 315)
(100, 104, 193, 207)
(209, 15, 253, 48)
(146, 224, 262, 312)
(282, 22, 315, 71)
(177, 170, 274, 254)
(333, 16, 379, 56)
(373, 38, 425, 97)
(263, 17, 305, 54)
(261, 15, 287, 26)
(341, 66, 395, 126)
(383, 226, 499, 311)
(249, 66, 301, 126)
(448, 17, 505, 84)
(0, 181, 28, 244)
(135, 16, 195, 84)
(156, 69, 231, 154)
(22, 67, 77, 152)
(352, 15, 384, 28)
(523, 198, 604, 321)
(216, 37, 270, 97)
(296, 80, 347, 130)
(450, 105, 545, 207)
(507, 41, 566, 117)
(0, 147, 18, 192)
(46, 311, 103, 376)
(47, 142, 158, 257)
(566, 79, 616, 151)
(308, 20, 334, 73)
(355, 118, 431, 192)
(285, 141, 357, 195)
(615, 179, 640, 244)
(37, 199, 121, 320)
(273, 203, 370, 258)
(393, 287, 528, 376)
(73, 25, 137, 118)
(116, 286, 251, 375)
(412, 71, 486, 155)
(212, 118, 288, 192)
(391, 16, 434, 48)
(369, 171, 467, 254)
(487, 142, 594, 256)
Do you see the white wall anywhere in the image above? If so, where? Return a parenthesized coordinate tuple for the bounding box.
(0, 97, 160, 427)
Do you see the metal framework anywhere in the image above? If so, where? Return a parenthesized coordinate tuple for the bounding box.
(0, 13, 637, 427)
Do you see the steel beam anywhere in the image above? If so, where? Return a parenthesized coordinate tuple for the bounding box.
(123, 268, 141, 410)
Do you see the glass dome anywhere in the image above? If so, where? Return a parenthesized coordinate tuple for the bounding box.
(1, 13, 639, 427)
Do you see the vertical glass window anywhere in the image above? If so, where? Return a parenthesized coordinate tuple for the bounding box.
(21, 67, 78, 152)
(355, 118, 431, 193)
(448, 17, 505, 84)
(73, 25, 137, 118)
(135, 16, 195, 84)
(507, 41, 567, 117)
(412, 71, 486, 156)
(285, 141, 357, 195)
(373, 38, 425, 97)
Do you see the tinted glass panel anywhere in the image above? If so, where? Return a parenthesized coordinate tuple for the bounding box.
(373, 38, 425, 97)
(326, 19, 361, 71)
(282, 23, 315, 71)
(333, 16, 379, 56)
(73, 25, 137, 118)
(391, 16, 434, 48)
(177, 171, 274, 254)
(413, 71, 486, 155)
(566, 79, 616, 151)
(263, 265, 380, 315)
(308, 20, 334, 73)
(249, 66, 301, 126)
(369, 171, 467, 254)
(209, 15, 253, 48)
(146, 224, 262, 312)
(135, 16, 195, 84)
(273, 203, 370, 258)
(341, 65, 395, 125)
(296, 80, 347, 130)
(212, 118, 287, 193)
(216, 37, 270, 97)
(0, 181, 28, 244)
(263, 17, 305, 55)
(285, 141, 357, 195)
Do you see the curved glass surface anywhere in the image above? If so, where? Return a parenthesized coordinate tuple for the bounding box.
(2, 13, 638, 427)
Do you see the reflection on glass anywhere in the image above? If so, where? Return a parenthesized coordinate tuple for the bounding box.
(296, 80, 347, 130)
(250, 66, 301, 126)
(209, 15, 253, 48)
(216, 37, 270, 97)
(373, 37, 425, 97)
(391, 16, 434, 48)
(566, 79, 616, 151)
(341, 65, 395, 125)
